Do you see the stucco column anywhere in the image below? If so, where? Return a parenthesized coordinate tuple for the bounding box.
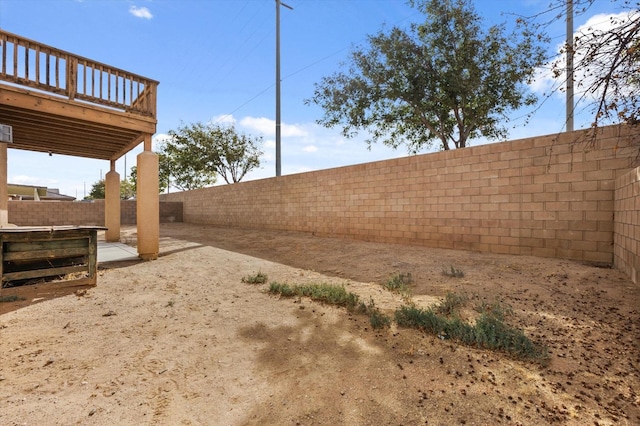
(104, 160, 121, 242)
(0, 143, 7, 227)
(136, 135, 159, 260)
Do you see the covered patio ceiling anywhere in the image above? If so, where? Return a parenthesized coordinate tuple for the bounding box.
(0, 85, 156, 161)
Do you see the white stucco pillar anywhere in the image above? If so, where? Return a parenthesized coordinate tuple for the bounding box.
(104, 160, 121, 242)
(0, 143, 7, 227)
(136, 134, 159, 260)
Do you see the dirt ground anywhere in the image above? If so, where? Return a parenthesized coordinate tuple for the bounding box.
(0, 222, 638, 425)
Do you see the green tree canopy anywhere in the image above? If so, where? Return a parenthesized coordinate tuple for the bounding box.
(306, 0, 546, 152)
(85, 178, 136, 200)
(164, 122, 263, 187)
(86, 180, 104, 200)
(129, 150, 171, 194)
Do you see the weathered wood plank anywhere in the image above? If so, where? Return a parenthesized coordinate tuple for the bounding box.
(3, 264, 87, 282)
(1, 229, 92, 238)
(3, 247, 89, 261)
(6, 238, 88, 252)
(88, 230, 97, 281)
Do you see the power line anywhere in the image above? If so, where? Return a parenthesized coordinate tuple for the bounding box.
(216, 3, 420, 123)
(213, 84, 275, 124)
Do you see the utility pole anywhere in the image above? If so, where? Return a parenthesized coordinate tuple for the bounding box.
(566, 0, 574, 132)
(276, 0, 293, 177)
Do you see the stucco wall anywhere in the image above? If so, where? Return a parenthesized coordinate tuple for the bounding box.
(8, 200, 183, 226)
(614, 167, 640, 283)
(161, 125, 637, 265)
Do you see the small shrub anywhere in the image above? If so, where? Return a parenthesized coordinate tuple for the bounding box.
(242, 272, 268, 284)
(475, 299, 512, 322)
(358, 298, 391, 329)
(0, 295, 25, 303)
(268, 282, 360, 310)
(434, 292, 468, 317)
(395, 306, 446, 335)
(384, 272, 413, 293)
(268, 282, 296, 297)
(394, 298, 548, 363)
(442, 265, 465, 278)
(474, 314, 548, 361)
(369, 309, 392, 329)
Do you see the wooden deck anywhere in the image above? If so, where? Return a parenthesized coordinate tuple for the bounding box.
(0, 29, 158, 160)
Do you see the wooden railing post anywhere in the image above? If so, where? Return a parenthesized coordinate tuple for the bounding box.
(67, 57, 78, 100)
(149, 82, 158, 117)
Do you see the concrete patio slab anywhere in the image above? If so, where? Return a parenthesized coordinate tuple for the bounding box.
(97, 241, 139, 263)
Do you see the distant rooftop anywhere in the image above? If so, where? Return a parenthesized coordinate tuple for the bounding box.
(8, 183, 76, 201)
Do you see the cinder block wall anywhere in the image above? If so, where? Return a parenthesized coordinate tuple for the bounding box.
(8, 200, 105, 226)
(121, 200, 136, 225)
(614, 167, 640, 283)
(161, 125, 637, 265)
(8, 200, 183, 226)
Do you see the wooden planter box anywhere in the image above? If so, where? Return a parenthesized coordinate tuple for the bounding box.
(0, 226, 105, 289)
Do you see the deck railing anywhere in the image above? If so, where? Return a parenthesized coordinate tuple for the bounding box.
(0, 30, 158, 118)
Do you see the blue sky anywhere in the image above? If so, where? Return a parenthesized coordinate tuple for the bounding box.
(0, 0, 624, 198)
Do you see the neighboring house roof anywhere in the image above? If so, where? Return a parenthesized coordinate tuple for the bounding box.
(8, 184, 76, 201)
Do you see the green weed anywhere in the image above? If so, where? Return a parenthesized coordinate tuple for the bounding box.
(268, 282, 360, 310)
(357, 298, 391, 329)
(394, 294, 548, 363)
(242, 272, 268, 285)
(384, 272, 413, 293)
(434, 292, 468, 316)
(442, 265, 465, 278)
(475, 299, 513, 322)
(0, 295, 25, 303)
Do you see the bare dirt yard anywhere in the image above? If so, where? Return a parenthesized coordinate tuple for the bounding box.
(0, 222, 638, 425)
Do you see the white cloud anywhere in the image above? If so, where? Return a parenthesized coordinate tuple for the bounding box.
(260, 138, 275, 162)
(303, 145, 318, 153)
(129, 6, 153, 20)
(529, 66, 556, 96)
(211, 114, 236, 126)
(239, 116, 308, 138)
(239, 116, 275, 135)
(282, 123, 308, 138)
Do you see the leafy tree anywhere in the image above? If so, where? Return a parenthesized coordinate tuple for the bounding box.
(527, 1, 639, 138)
(85, 178, 136, 200)
(213, 125, 264, 184)
(86, 180, 105, 200)
(164, 122, 263, 186)
(129, 150, 171, 194)
(120, 178, 136, 200)
(306, 0, 546, 152)
(161, 126, 217, 190)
